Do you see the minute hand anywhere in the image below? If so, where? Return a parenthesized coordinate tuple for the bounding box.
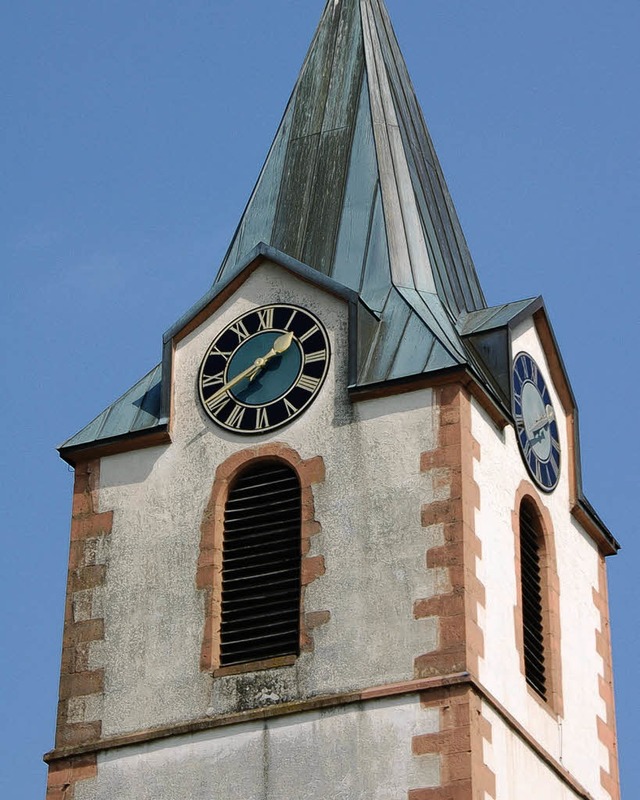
(206, 331, 295, 402)
(248, 331, 294, 382)
(531, 406, 556, 434)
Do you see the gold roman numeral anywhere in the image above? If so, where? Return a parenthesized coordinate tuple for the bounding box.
(284, 309, 297, 330)
(226, 405, 246, 429)
(210, 345, 231, 358)
(202, 371, 225, 388)
(283, 398, 297, 417)
(230, 319, 250, 341)
(296, 374, 320, 393)
(255, 407, 269, 430)
(299, 324, 319, 343)
(206, 394, 229, 415)
(304, 349, 326, 364)
(257, 307, 274, 331)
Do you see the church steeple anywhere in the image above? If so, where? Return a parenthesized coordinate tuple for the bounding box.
(47, 4, 620, 800)
(55, 0, 552, 452)
(217, 0, 485, 317)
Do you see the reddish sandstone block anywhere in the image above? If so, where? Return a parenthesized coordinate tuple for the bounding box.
(414, 593, 464, 620)
(422, 501, 460, 528)
(442, 750, 472, 782)
(301, 555, 325, 586)
(300, 455, 325, 485)
(601, 768, 618, 799)
(59, 670, 104, 701)
(439, 616, 466, 649)
(71, 754, 98, 781)
(70, 564, 106, 592)
(427, 544, 464, 570)
(302, 520, 321, 539)
(71, 511, 113, 541)
(413, 727, 471, 756)
(305, 610, 331, 629)
(56, 720, 102, 748)
(196, 565, 215, 590)
(64, 619, 104, 646)
(414, 649, 466, 678)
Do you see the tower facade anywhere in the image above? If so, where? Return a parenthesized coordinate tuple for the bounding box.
(45, 2, 620, 799)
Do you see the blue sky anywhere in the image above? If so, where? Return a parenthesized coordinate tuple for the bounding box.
(1, 1, 638, 796)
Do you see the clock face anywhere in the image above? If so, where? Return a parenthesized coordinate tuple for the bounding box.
(198, 304, 330, 434)
(512, 352, 561, 492)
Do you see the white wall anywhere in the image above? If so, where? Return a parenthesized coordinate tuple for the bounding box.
(75, 696, 439, 800)
(472, 317, 608, 798)
(95, 261, 441, 737)
(482, 701, 583, 800)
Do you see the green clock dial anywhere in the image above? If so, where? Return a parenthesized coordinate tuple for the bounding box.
(512, 352, 561, 492)
(198, 304, 330, 434)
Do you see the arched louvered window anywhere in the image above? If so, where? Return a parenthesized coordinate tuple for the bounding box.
(220, 460, 302, 667)
(519, 499, 548, 700)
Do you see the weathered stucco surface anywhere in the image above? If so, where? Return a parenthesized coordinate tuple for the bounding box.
(95, 261, 440, 737)
(481, 701, 583, 800)
(75, 696, 439, 800)
(473, 318, 607, 799)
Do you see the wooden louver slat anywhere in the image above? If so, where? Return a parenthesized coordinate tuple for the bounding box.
(520, 503, 547, 700)
(220, 462, 301, 667)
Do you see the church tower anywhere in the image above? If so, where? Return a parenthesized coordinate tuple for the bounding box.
(45, 2, 621, 798)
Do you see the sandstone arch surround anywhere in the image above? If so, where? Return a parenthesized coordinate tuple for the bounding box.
(196, 443, 329, 676)
(512, 480, 564, 718)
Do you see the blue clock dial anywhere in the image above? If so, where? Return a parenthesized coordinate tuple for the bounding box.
(512, 352, 561, 491)
(227, 332, 303, 406)
(198, 304, 330, 434)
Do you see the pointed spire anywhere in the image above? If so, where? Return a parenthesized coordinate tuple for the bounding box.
(216, 0, 486, 319)
(60, 0, 512, 458)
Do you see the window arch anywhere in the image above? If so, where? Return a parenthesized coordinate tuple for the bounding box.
(512, 484, 563, 715)
(519, 498, 548, 700)
(197, 444, 327, 676)
(219, 460, 302, 667)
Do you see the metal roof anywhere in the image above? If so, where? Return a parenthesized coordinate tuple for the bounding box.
(458, 298, 542, 336)
(217, 0, 486, 318)
(59, 364, 165, 451)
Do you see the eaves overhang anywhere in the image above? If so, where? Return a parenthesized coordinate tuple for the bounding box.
(58, 363, 169, 466)
(58, 423, 170, 468)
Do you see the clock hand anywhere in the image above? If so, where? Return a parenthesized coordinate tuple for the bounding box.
(248, 331, 294, 382)
(530, 406, 556, 434)
(206, 359, 266, 403)
(207, 332, 296, 400)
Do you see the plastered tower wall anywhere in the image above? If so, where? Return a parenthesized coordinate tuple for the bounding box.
(47, 267, 620, 800)
(49, 262, 465, 799)
(97, 264, 441, 733)
(75, 699, 440, 800)
(471, 318, 618, 800)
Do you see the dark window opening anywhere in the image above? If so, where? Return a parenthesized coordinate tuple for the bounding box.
(520, 500, 547, 700)
(220, 461, 301, 667)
